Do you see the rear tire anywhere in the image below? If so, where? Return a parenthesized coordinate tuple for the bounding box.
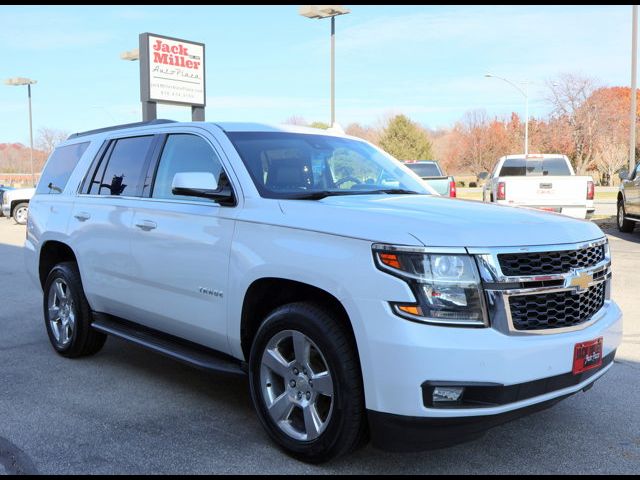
(43, 262, 106, 358)
(617, 200, 635, 233)
(248, 302, 366, 463)
(13, 202, 29, 225)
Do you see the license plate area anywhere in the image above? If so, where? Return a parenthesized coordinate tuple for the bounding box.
(573, 337, 603, 375)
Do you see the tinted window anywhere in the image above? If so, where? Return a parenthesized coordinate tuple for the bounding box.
(36, 142, 90, 194)
(152, 134, 224, 202)
(95, 136, 154, 196)
(405, 162, 442, 177)
(499, 157, 571, 176)
(227, 132, 429, 199)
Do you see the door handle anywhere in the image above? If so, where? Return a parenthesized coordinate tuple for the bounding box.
(74, 212, 91, 222)
(135, 220, 157, 231)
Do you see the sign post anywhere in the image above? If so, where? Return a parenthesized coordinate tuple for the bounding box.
(139, 32, 206, 121)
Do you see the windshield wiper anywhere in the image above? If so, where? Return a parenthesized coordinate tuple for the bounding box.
(283, 191, 368, 200)
(369, 188, 423, 195)
(282, 189, 424, 200)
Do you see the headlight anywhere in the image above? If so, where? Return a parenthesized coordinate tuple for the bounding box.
(373, 245, 488, 327)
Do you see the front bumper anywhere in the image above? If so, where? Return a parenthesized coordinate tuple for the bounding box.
(359, 296, 620, 452)
(1, 205, 9, 217)
(369, 351, 614, 451)
(352, 295, 622, 424)
(368, 390, 576, 452)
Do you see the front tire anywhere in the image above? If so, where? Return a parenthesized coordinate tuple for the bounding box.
(43, 262, 107, 358)
(617, 200, 635, 233)
(248, 302, 366, 463)
(13, 202, 29, 225)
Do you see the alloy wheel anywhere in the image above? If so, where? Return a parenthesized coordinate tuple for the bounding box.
(259, 330, 334, 441)
(47, 278, 76, 348)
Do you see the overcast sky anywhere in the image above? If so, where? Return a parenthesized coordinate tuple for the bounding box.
(0, 5, 633, 144)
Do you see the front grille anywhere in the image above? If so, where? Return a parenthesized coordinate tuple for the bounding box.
(509, 282, 606, 331)
(498, 244, 605, 277)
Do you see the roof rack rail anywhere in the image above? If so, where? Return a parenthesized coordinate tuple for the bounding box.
(67, 119, 177, 139)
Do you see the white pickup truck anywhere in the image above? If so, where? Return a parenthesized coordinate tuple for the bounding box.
(482, 154, 595, 219)
(1, 186, 35, 225)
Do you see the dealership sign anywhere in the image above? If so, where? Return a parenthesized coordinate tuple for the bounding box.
(140, 33, 206, 107)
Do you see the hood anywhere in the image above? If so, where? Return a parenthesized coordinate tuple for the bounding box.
(277, 195, 604, 248)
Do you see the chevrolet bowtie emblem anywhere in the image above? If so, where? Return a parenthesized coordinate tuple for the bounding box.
(566, 270, 593, 292)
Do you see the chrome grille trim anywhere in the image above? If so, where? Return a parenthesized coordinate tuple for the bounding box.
(467, 238, 612, 335)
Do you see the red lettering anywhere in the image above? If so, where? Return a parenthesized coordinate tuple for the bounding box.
(151, 39, 200, 69)
(153, 52, 168, 64)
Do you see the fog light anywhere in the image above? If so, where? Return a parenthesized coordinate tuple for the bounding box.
(432, 386, 464, 405)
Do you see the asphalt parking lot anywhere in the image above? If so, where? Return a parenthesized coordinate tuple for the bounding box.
(0, 217, 638, 474)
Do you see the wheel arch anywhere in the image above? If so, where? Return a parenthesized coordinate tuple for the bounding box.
(10, 199, 29, 217)
(39, 240, 78, 288)
(240, 277, 359, 365)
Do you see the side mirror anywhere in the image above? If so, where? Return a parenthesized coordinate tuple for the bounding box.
(618, 168, 629, 180)
(171, 172, 235, 205)
(477, 172, 489, 181)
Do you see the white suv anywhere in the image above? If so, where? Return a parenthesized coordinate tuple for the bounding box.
(25, 120, 623, 462)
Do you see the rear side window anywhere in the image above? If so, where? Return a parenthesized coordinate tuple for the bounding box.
(35, 142, 90, 194)
(405, 163, 441, 177)
(152, 134, 224, 202)
(499, 158, 571, 176)
(88, 136, 154, 196)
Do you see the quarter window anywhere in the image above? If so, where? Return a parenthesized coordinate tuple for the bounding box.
(35, 142, 90, 194)
(152, 134, 224, 202)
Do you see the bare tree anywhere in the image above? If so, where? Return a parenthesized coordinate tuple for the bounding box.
(345, 122, 381, 144)
(282, 115, 308, 126)
(36, 127, 70, 158)
(546, 73, 601, 174)
(595, 139, 628, 186)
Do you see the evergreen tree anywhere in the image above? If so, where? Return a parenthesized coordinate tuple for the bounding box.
(378, 114, 434, 160)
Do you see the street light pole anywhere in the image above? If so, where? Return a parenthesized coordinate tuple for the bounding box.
(485, 74, 529, 156)
(630, 4, 638, 173)
(524, 81, 529, 158)
(299, 5, 351, 127)
(330, 15, 335, 126)
(4, 77, 37, 186)
(27, 83, 34, 186)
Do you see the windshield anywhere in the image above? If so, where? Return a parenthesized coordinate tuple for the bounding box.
(499, 157, 571, 176)
(405, 162, 442, 177)
(226, 132, 430, 199)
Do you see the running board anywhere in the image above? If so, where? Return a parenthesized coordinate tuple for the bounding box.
(91, 313, 246, 376)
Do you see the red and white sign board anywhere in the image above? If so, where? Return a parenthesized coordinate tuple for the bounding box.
(141, 33, 206, 107)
